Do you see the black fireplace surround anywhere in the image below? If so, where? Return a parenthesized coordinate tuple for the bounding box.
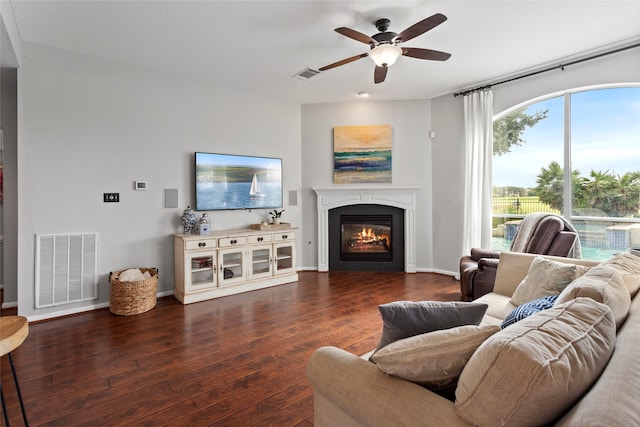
(328, 204, 405, 272)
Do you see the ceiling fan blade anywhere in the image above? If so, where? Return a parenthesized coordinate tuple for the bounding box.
(402, 47, 451, 61)
(395, 13, 447, 43)
(319, 53, 369, 71)
(374, 66, 388, 84)
(335, 27, 377, 45)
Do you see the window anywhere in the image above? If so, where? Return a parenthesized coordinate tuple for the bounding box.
(492, 86, 640, 260)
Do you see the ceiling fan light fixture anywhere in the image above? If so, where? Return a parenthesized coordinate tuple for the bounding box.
(369, 44, 402, 67)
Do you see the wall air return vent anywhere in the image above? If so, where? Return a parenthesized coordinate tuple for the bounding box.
(35, 232, 99, 308)
(292, 67, 321, 80)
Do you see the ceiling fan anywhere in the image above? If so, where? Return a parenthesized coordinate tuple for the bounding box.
(319, 13, 451, 84)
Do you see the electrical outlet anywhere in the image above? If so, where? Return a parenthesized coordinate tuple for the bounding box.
(103, 193, 120, 203)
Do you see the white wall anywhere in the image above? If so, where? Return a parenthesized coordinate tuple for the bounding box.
(17, 43, 301, 320)
(300, 100, 434, 272)
(431, 48, 640, 274)
(430, 93, 465, 275)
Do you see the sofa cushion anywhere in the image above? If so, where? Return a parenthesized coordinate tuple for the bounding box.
(624, 274, 640, 298)
(500, 295, 558, 328)
(493, 252, 544, 297)
(493, 252, 597, 298)
(510, 256, 589, 306)
(374, 301, 488, 351)
(556, 266, 631, 329)
(474, 292, 516, 321)
(371, 324, 500, 390)
(555, 293, 640, 427)
(455, 298, 616, 427)
(596, 252, 640, 297)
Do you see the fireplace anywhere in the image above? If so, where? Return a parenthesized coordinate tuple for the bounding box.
(313, 186, 418, 272)
(329, 204, 404, 271)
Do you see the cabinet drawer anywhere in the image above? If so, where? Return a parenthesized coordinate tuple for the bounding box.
(185, 238, 218, 251)
(273, 231, 296, 241)
(218, 236, 247, 247)
(248, 234, 272, 244)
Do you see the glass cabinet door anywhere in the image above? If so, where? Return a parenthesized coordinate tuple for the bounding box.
(249, 244, 273, 280)
(218, 248, 245, 286)
(273, 242, 296, 276)
(185, 251, 217, 291)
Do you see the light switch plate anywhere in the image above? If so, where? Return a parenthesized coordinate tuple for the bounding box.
(104, 193, 119, 202)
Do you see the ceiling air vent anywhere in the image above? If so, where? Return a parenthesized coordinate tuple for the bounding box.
(292, 67, 321, 80)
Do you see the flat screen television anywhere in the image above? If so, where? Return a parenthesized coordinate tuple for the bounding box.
(195, 152, 283, 211)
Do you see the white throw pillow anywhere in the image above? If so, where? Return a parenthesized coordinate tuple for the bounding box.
(455, 298, 616, 427)
(371, 324, 500, 390)
(510, 256, 590, 306)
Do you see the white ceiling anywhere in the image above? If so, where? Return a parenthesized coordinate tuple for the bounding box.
(5, 0, 640, 104)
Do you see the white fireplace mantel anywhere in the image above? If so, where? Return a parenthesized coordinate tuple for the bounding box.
(313, 186, 419, 272)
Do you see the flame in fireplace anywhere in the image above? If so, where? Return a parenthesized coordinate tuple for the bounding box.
(360, 227, 381, 243)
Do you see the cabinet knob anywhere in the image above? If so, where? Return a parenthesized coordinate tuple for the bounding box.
(198, 242, 206, 247)
(258, 237, 263, 242)
(231, 239, 237, 245)
(282, 234, 288, 239)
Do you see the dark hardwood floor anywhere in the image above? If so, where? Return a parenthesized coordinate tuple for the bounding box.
(1, 271, 461, 426)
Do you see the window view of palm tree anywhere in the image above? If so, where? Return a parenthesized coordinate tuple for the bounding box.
(492, 86, 640, 260)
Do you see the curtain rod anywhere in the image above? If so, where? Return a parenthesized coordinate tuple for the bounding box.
(453, 42, 640, 97)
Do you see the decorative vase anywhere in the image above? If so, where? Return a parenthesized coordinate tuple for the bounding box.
(199, 213, 210, 225)
(272, 218, 280, 225)
(180, 206, 197, 233)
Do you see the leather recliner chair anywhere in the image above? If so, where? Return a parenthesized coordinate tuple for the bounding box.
(459, 213, 579, 302)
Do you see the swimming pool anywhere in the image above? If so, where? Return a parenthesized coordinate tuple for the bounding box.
(491, 237, 621, 262)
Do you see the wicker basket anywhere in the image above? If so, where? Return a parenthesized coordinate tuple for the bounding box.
(109, 268, 158, 315)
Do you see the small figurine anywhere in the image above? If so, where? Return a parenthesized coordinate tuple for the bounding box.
(196, 213, 210, 235)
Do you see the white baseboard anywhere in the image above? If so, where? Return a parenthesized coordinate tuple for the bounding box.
(24, 289, 175, 322)
(300, 266, 458, 277)
(1, 300, 18, 309)
(416, 267, 458, 278)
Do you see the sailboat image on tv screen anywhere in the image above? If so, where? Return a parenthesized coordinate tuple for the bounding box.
(249, 174, 266, 198)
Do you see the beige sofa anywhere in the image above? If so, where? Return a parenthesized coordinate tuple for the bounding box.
(307, 252, 640, 426)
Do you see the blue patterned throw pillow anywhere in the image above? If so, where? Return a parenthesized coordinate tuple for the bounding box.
(501, 295, 558, 328)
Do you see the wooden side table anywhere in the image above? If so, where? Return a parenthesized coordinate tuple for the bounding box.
(1, 316, 29, 426)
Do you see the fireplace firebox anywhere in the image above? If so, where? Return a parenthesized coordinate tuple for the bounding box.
(340, 215, 393, 262)
(328, 204, 404, 271)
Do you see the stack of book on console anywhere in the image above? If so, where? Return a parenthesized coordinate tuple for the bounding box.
(192, 257, 213, 268)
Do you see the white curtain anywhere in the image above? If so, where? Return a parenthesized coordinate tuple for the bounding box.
(461, 89, 494, 256)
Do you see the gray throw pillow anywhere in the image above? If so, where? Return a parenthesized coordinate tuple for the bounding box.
(374, 301, 489, 351)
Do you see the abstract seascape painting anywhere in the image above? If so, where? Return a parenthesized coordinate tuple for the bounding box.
(333, 125, 392, 184)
